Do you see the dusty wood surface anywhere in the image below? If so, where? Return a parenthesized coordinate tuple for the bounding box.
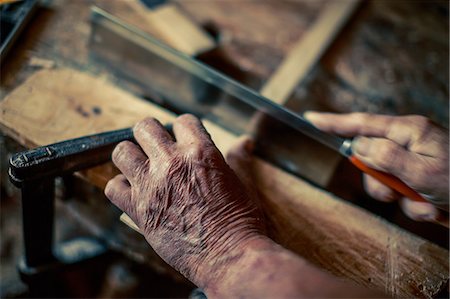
(123, 1, 215, 56)
(0, 68, 448, 298)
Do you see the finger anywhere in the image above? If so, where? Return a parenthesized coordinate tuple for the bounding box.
(303, 112, 394, 138)
(363, 175, 401, 202)
(105, 174, 133, 214)
(226, 135, 257, 199)
(352, 136, 435, 190)
(112, 141, 148, 183)
(133, 117, 174, 158)
(172, 114, 213, 148)
(304, 113, 441, 154)
(420, 193, 449, 211)
(399, 197, 440, 223)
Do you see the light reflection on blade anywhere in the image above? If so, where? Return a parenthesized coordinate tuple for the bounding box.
(89, 7, 345, 184)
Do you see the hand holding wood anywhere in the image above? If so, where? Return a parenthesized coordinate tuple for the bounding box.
(104, 114, 266, 289)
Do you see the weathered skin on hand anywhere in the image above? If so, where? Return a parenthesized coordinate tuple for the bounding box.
(105, 114, 264, 286)
(105, 115, 382, 298)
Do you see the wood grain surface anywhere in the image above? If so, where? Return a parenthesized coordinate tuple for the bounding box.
(3, 0, 447, 125)
(1, 0, 446, 189)
(123, 1, 215, 56)
(0, 68, 448, 298)
(260, 0, 360, 105)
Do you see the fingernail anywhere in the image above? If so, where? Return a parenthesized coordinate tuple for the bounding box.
(353, 137, 371, 156)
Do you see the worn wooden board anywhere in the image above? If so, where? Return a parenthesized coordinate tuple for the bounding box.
(0, 68, 448, 298)
(260, 0, 360, 105)
(123, 1, 215, 56)
(2, 1, 447, 127)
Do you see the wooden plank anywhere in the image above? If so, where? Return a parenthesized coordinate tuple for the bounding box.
(0, 68, 448, 298)
(124, 1, 215, 56)
(260, 0, 360, 104)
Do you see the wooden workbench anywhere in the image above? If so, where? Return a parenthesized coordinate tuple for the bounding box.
(2, 0, 448, 125)
(0, 1, 448, 298)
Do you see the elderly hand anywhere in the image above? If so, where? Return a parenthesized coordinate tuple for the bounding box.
(304, 112, 449, 223)
(105, 114, 383, 298)
(104, 115, 265, 288)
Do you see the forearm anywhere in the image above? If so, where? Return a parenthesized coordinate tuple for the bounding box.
(202, 236, 383, 298)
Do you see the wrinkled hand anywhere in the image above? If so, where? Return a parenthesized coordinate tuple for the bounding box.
(104, 114, 265, 288)
(304, 112, 449, 223)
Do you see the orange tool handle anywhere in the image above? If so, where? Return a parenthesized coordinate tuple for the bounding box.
(349, 155, 426, 202)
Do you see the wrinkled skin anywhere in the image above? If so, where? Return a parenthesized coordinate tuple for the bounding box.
(105, 115, 264, 286)
(105, 114, 382, 298)
(304, 112, 449, 224)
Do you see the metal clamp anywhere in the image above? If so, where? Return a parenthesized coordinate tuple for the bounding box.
(9, 127, 134, 296)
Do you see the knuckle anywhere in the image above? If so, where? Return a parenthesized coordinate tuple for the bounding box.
(373, 141, 399, 170)
(112, 141, 132, 163)
(184, 142, 204, 157)
(187, 143, 222, 164)
(176, 113, 199, 125)
(119, 140, 134, 150)
(408, 115, 431, 134)
(134, 117, 158, 134)
(104, 180, 116, 199)
(201, 147, 224, 165)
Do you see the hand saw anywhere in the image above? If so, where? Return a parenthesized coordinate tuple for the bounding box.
(8, 7, 425, 204)
(87, 7, 426, 203)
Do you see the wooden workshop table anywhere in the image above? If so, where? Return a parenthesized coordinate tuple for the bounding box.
(1, 1, 448, 298)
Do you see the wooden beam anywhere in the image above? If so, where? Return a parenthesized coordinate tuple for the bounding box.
(0, 68, 448, 297)
(260, 0, 360, 105)
(124, 1, 216, 56)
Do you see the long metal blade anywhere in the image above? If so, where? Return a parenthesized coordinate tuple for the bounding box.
(89, 7, 346, 183)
